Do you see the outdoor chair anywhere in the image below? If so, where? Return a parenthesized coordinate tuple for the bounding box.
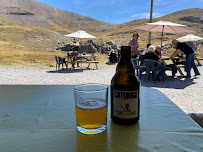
(131, 58, 145, 79)
(144, 59, 165, 82)
(55, 56, 67, 70)
(61, 57, 67, 69)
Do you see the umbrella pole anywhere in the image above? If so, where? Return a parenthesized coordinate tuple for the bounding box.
(160, 25, 165, 58)
(148, 0, 154, 44)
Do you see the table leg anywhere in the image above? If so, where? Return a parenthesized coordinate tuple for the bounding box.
(72, 62, 75, 70)
(95, 63, 98, 69)
(87, 56, 94, 68)
(87, 63, 90, 68)
(177, 67, 184, 76)
(93, 56, 98, 69)
(71, 57, 75, 70)
(67, 57, 69, 69)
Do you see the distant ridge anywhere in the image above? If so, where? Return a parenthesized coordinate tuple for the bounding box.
(162, 8, 203, 24)
(0, 0, 111, 30)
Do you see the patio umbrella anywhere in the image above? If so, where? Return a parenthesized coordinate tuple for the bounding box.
(177, 34, 203, 42)
(65, 30, 96, 39)
(135, 20, 195, 56)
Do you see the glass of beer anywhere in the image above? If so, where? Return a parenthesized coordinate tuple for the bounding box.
(74, 84, 108, 135)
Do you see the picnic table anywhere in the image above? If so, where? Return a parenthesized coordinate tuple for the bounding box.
(66, 54, 99, 70)
(160, 56, 185, 76)
(0, 85, 202, 152)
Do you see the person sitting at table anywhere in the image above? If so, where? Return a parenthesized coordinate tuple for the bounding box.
(71, 38, 80, 53)
(144, 45, 166, 81)
(142, 43, 151, 55)
(166, 64, 178, 78)
(145, 46, 178, 79)
(138, 44, 151, 66)
(155, 45, 162, 57)
(107, 49, 118, 64)
(71, 38, 80, 68)
(170, 39, 200, 78)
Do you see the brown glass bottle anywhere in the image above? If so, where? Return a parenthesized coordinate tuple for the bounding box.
(111, 46, 140, 125)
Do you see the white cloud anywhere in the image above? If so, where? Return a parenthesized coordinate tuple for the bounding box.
(131, 12, 163, 19)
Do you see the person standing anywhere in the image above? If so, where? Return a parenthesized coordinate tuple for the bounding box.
(170, 39, 200, 78)
(128, 33, 139, 58)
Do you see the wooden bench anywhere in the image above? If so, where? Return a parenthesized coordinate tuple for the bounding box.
(68, 60, 99, 70)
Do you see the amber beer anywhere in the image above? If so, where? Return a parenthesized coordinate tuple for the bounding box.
(111, 46, 140, 125)
(76, 98, 107, 129)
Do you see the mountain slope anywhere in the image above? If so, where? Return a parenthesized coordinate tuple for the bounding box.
(162, 8, 203, 24)
(0, 0, 111, 31)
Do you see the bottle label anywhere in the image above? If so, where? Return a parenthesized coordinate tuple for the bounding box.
(113, 90, 138, 119)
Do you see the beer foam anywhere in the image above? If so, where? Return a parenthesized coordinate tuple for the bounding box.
(77, 98, 106, 110)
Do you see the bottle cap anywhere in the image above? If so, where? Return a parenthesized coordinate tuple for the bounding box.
(121, 46, 131, 54)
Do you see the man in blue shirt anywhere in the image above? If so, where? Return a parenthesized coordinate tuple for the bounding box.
(170, 39, 200, 78)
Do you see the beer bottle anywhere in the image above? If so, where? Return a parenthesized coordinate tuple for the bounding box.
(111, 46, 140, 125)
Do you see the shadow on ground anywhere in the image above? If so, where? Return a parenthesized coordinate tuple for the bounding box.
(46, 68, 97, 74)
(47, 69, 84, 73)
(141, 76, 200, 89)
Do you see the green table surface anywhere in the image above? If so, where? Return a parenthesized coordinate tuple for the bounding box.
(0, 85, 202, 152)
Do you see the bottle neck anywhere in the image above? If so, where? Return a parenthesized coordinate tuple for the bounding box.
(119, 53, 131, 64)
(116, 49, 135, 74)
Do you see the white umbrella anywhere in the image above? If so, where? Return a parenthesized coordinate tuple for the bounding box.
(65, 30, 96, 39)
(177, 34, 203, 42)
(135, 20, 195, 56)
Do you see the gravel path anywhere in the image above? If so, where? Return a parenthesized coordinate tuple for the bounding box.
(0, 65, 202, 114)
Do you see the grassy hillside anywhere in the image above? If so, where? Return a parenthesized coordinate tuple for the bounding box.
(0, 8, 203, 68)
(0, 17, 110, 68)
(0, 17, 69, 67)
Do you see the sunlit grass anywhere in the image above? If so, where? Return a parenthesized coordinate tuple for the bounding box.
(0, 15, 202, 69)
(0, 41, 66, 67)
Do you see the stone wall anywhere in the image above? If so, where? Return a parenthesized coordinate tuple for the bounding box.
(185, 40, 202, 51)
(162, 40, 202, 51)
(60, 40, 118, 54)
(57, 39, 202, 54)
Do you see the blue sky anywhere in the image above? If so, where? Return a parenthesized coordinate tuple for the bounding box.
(36, 0, 203, 24)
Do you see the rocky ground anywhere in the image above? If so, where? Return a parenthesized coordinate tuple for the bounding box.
(0, 64, 202, 114)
